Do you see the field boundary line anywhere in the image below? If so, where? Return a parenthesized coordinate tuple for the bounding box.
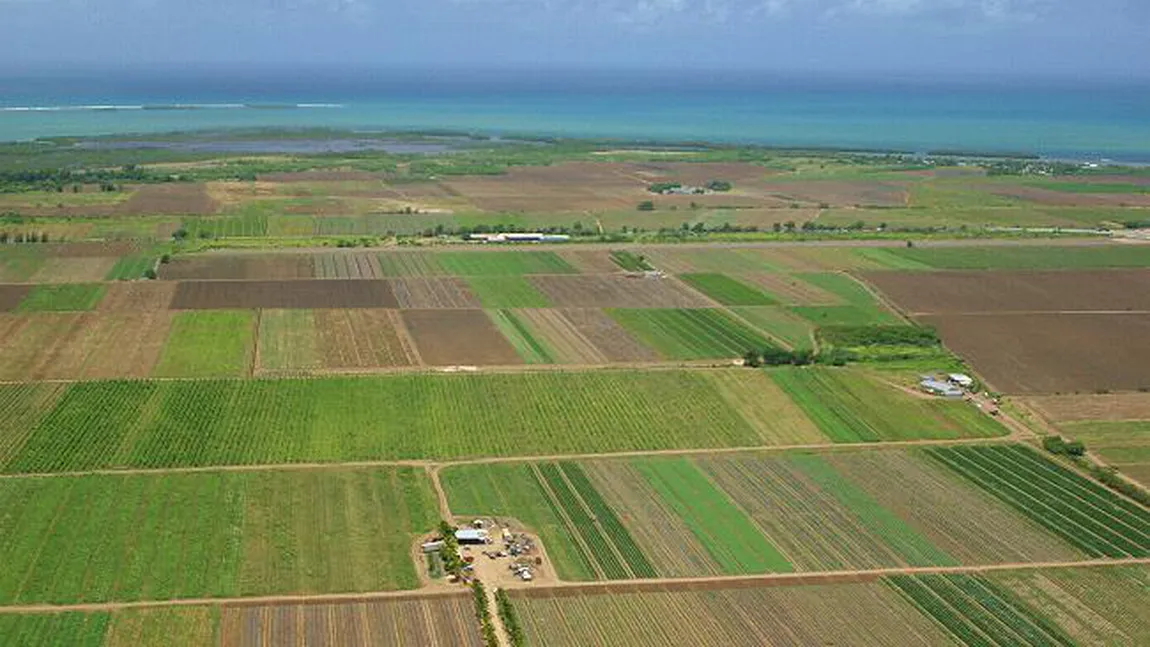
(0, 558, 1144, 615)
(0, 436, 1020, 481)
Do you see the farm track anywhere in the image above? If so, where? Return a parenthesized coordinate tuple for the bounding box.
(0, 435, 1021, 481)
(1, 557, 1145, 615)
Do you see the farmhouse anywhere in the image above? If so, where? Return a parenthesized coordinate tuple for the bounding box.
(920, 377, 964, 398)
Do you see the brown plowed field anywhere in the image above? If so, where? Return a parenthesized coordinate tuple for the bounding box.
(922, 313, 1150, 394)
(28, 257, 117, 283)
(530, 275, 712, 308)
(120, 183, 218, 215)
(400, 309, 521, 366)
(556, 308, 661, 362)
(218, 595, 482, 647)
(762, 180, 910, 207)
(559, 250, 621, 274)
(514, 309, 610, 364)
(1022, 393, 1150, 422)
(0, 285, 30, 311)
(984, 185, 1150, 208)
(864, 269, 1150, 314)
(160, 254, 315, 280)
(738, 273, 842, 304)
(314, 253, 385, 279)
(171, 280, 399, 310)
(315, 309, 419, 368)
(0, 312, 171, 380)
(391, 277, 479, 308)
(97, 282, 177, 311)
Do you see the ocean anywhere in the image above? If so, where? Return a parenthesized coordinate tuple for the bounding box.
(1, 70, 1148, 162)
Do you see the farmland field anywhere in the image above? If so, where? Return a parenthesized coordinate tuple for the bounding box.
(256, 309, 321, 371)
(770, 367, 1007, 442)
(159, 254, 314, 280)
(530, 274, 709, 308)
(551, 308, 661, 362)
(489, 309, 555, 364)
(788, 272, 900, 326)
(153, 310, 255, 378)
(607, 308, 774, 359)
(0, 312, 172, 380)
(0, 468, 437, 603)
(217, 595, 483, 646)
(510, 579, 952, 646)
(729, 306, 814, 349)
(15, 283, 105, 312)
(0, 370, 809, 471)
(922, 312, 1150, 394)
(96, 281, 176, 311)
(926, 445, 1150, 558)
(857, 244, 1150, 270)
(678, 272, 776, 305)
(0, 612, 109, 647)
(437, 250, 577, 276)
(463, 275, 552, 308)
(400, 309, 521, 365)
(170, 279, 399, 309)
(390, 277, 479, 308)
(314, 308, 419, 368)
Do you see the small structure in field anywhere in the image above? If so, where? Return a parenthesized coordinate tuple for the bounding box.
(948, 373, 974, 388)
(455, 528, 490, 545)
(920, 377, 964, 398)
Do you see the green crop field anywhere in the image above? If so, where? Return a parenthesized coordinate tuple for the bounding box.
(858, 244, 1150, 270)
(679, 273, 776, 305)
(1060, 420, 1150, 485)
(0, 468, 436, 604)
(464, 276, 551, 307)
(770, 368, 1006, 442)
(105, 255, 156, 281)
(437, 251, 576, 276)
(1030, 181, 1149, 194)
(608, 308, 774, 359)
(729, 306, 814, 350)
(609, 250, 652, 271)
(632, 457, 791, 574)
(788, 272, 900, 326)
(257, 309, 321, 371)
(0, 371, 786, 471)
(153, 310, 255, 378)
(15, 284, 105, 312)
(377, 252, 448, 276)
(887, 573, 1075, 647)
(488, 309, 554, 363)
(0, 612, 109, 647)
(926, 445, 1150, 558)
(103, 608, 217, 647)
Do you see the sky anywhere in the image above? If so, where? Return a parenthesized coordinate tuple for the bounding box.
(1, 0, 1148, 79)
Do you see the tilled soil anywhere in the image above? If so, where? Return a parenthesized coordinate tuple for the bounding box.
(401, 309, 522, 366)
(171, 279, 399, 309)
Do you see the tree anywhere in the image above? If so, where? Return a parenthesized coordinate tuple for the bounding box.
(637, 201, 656, 212)
(144, 268, 157, 280)
(742, 350, 761, 368)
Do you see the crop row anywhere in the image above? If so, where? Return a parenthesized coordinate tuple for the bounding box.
(888, 574, 1073, 647)
(0, 612, 108, 647)
(608, 308, 773, 359)
(926, 446, 1150, 558)
(0, 371, 766, 472)
(532, 463, 653, 579)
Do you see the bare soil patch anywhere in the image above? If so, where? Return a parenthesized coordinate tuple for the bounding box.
(558, 251, 621, 274)
(218, 594, 481, 647)
(98, 282, 178, 311)
(315, 309, 419, 368)
(160, 255, 315, 280)
(515, 309, 609, 364)
(864, 269, 1150, 315)
(171, 279, 399, 309)
(442, 161, 779, 212)
(28, 257, 117, 283)
(922, 313, 1150, 394)
(738, 273, 841, 305)
(530, 275, 712, 308)
(0, 285, 30, 311)
(762, 180, 910, 207)
(0, 312, 172, 380)
(556, 308, 661, 362)
(258, 170, 383, 182)
(1022, 393, 1150, 423)
(984, 185, 1150, 207)
(120, 183, 218, 215)
(314, 253, 385, 279)
(391, 277, 480, 309)
(401, 309, 522, 366)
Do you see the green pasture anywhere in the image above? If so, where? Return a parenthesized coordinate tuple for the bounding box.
(608, 308, 774, 359)
(679, 273, 776, 306)
(15, 284, 105, 312)
(153, 310, 255, 378)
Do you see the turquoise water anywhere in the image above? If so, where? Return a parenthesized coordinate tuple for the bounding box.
(2, 71, 1148, 161)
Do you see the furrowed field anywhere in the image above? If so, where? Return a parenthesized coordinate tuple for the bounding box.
(0, 467, 437, 604)
(0, 367, 1015, 472)
(441, 446, 1106, 581)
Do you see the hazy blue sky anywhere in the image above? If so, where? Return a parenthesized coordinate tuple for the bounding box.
(2, 0, 1147, 78)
